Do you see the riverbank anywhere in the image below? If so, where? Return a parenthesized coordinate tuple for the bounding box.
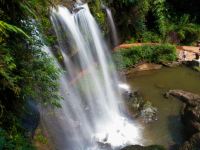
(114, 43, 200, 61)
(113, 43, 200, 75)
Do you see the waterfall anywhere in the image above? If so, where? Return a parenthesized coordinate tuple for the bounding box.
(105, 7, 119, 46)
(41, 3, 141, 150)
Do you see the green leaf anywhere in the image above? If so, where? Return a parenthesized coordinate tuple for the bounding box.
(0, 21, 30, 39)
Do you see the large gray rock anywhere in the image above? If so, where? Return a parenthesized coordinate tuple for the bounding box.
(167, 90, 200, 150)
(167, 90, 200, 106)
(179, 132, 200, 150)
(125, 92, 157, 123)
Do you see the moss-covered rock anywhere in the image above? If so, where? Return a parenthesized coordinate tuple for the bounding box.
(167, 90, 200, 150)
(193, 66, 200, 72)
(125, 91, 157, 123)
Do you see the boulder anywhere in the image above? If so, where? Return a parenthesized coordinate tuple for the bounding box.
(166, 90, 200, 150)
(126, 92, 158, 123)
(179, 132, 200, 150)
(167, 90, 200, 106)
(118, 83, 133, 99)
(134, 63, 162, 72)
(140, 101, 158, 123)
(124, 63, 162, 76)
(181, 105, 200, 136)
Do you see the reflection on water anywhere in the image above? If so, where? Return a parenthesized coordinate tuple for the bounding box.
(127, 66, 200, 148)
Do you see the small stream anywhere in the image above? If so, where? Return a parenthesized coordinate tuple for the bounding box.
(127, 66, 200, 148)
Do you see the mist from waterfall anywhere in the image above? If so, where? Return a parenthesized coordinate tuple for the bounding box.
(105, 7, 119, 46)
(41, 3, 141, 150)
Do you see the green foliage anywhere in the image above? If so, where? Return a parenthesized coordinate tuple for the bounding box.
(0, 0, 61, 149)
(88, 0, 108, 34)
(34, 133, 48, 144)
(125, 37, 137, 44)
(166, 0, 200, 23)
(113, 44, 177, 70)
(112, 0, 138, 6)
(141, 32, 161, 43)
(0, 21, 29, 38)
(133, 0, 150, 35)
(0, 45, 20, 94)
(166, 15, 200, 45)
(0, 128, 35, 150)
(105, 0, 168, 41)
(151, 0, 167, 37)
(105, 0, 199, 44)
(19, 46, 62, 107)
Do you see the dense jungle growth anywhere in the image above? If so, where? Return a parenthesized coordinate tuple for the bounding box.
(90, 0, 200, 45)
(0, 0, 61, 149)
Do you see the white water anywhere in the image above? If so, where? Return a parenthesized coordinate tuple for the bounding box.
(105, 7, 119, 46)
(41, 3, 142, 150)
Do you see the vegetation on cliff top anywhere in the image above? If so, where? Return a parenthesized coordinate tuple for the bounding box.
(113, 44, 177, 70)
(91, 0, 200, 45)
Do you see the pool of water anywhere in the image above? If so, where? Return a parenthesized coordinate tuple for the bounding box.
(127, 66, 200, 148)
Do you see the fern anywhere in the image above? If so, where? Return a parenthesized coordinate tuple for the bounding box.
(19, 2, 37, 19)
(0, 21, 29, 38)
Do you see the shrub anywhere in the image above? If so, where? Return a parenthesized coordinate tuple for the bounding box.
(113, 44, 177, 70)
(125, 37, 137, 44)
(166, 15, 200, 45)
(141, 32, 161, 43)
(0, 128, 35, 150)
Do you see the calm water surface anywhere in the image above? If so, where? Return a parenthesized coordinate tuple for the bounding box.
(127, 66, 200, 148)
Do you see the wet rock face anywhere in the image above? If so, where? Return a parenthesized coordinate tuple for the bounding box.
(125, 91, 158, 123)
(21, 99, 40, 138)
(167, 90, 200, 150)
(118, 84, 133, 99)
(182, 105, 200, 136)
(140, 105, 157, 123)
(96, 141, 112, 150)
(121, 145, 166, 150)
(161, 61, 182, 67)
(167, 89, 200, 106)
(179, 133, 200, 150)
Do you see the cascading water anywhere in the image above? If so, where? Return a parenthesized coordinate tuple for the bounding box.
(105, 7, 119, 46)
(41, 3, 142, 150)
